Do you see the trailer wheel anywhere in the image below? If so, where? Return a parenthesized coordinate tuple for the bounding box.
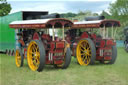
(76, 38, 96, 65)
(15, 49, 24, 67)
(54, 47, 71, 69)
(27, 40, 45, 72)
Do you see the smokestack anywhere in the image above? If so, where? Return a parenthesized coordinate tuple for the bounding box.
(85, 16, 105, 21)
(40, 13, 60, 19)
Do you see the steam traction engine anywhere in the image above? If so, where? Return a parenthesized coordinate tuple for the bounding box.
(65, 16, 120, 65)
(9, 15, 73, 72)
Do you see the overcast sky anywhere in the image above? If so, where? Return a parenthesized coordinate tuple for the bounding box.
(8, 0, 117, 14)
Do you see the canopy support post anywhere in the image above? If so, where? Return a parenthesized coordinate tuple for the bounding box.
(114, 27, 117, 39)
(62, 25, 65, 41)
(52, 25, 55, 41)
(111, 25, 113, 39)
(103, 25, 106, 39)
(99, 28, 102, 36)
(106, 27, 108, 38)
(47, 29, 49, 34)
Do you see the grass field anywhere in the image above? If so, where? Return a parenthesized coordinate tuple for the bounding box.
(0, 47, 128, 85)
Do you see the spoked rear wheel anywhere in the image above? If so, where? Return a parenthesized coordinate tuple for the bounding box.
(76, 38, 96, 65)
(15, 49, 24, 67)
(27, 40, 45, 72)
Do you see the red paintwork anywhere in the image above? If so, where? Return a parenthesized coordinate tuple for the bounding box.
(104, 56, 112, 60)
(24, 48, 27, 59)
(10, 18, 73, 66)
(42, 34, 51, 41)
(33, 32, 40, 40)
(54, 60, 63, 64)
(9, 24, 46, 29)
(56, 42, 65, 48)
(96, 47, 112, 60)
(9, 18, 73, 29)
(91, 34, 96, 39)
(50, 42, 55, 50)
(100, 40, 105, 48)
(80, 32, 89, 38)
(72, 19, 120, 28)
(66, 31, 116, 61)
(21, 30, 66, 65)
(106, 39, 114, 46)
(73, 24, 99, 28)
(42, 40, 65, 65)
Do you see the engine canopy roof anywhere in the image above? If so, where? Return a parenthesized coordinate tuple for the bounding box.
(9, 18, 120, 29)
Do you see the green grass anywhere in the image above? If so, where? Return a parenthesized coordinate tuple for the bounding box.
(0, 47, 128, 85)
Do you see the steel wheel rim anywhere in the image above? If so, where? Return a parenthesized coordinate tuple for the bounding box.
(15, 50, 21, 67)
(76, 40, 91, 65)
(27, 41, 40, 71)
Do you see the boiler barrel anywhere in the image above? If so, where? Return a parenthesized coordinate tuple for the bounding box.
(85, 16, 105, 21)
(40, 13, 60, 19)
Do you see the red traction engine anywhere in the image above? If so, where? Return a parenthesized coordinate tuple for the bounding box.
(65, 17, 120, 65)
(9, 18, 73, 72)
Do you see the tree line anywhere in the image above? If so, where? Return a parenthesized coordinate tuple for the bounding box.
(59, 0, 128, 40)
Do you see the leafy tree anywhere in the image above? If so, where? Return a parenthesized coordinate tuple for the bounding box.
(78, 10, 85, 15)
(109, 0, 128, 23)
(100, 10, 111, 19)
(0, 0, 11, 16)
(78, 10, 92, 16)
(60, 12, 77, 18)
(93, 13, 99, 16)
(108, 0, 128, 40)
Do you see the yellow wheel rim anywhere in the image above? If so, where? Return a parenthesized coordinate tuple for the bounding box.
(76, 40, 91, 65)
(27, 41, 40, 71)
(15, 49, 21, 67)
